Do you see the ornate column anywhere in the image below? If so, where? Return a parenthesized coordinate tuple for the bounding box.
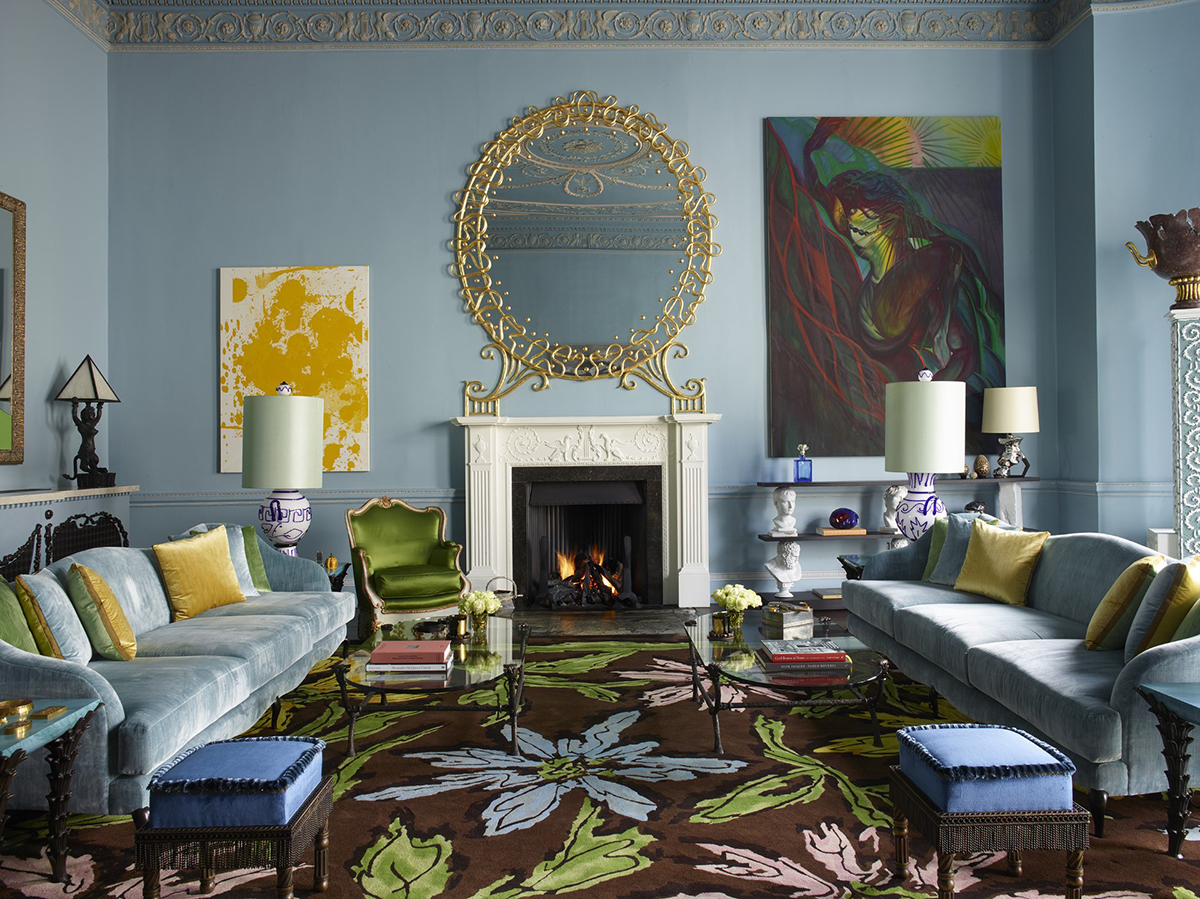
(667, 413, 722, 607)
(1170, 309, 1200, 555)
(459, 417, 504, 591)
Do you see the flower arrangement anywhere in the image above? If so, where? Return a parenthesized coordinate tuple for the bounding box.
(711, 584, 762, 613)
(459, 590, 502, 616)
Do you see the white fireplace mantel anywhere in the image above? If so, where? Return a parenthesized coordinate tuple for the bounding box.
(452, 413, 721, 607)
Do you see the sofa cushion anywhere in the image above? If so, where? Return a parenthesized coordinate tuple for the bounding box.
(373, 565, 462, 598)
(1125, 558, 1200, 662)
(954, 520, 1050, 606)
(197, 591, 353, 644)
(92, 654, 253, 775)
(66, 564, 138, 661)
(173, 523, 261, 597)
(893, 602, 1082, 684)
(153, 527, 246, 621)
(47, 547, 171, 637)
(921, 517, 950, 580)
(0, 579, 38, 654)
(1086, 554, 1168, 650)
(844, 580, 992, 637)
(15, 571, 92, 664)
(967, 639, 1125, 762)
(135, 615, 310, 686)
(1026, 533, 1157, 625)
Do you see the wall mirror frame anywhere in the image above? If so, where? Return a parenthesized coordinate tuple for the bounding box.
(453, 91, 719, 415)
(0, 191, 24, 464)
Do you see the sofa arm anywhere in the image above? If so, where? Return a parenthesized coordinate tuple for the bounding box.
(429, 542, 462, 570)
(0, 641, 124, 722)
(259, 544, 330, 592)
(1111, 634, 1200, 787)
(861, 528, 933, 581)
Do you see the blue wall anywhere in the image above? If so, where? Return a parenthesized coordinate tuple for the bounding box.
(0, 0, 109, 491)
(106, 45, 1057, 588)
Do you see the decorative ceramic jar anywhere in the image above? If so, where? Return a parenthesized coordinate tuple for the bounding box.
(1127, 207, 1200, 308)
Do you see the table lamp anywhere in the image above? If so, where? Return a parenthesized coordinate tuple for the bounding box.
(982, 386, 1039, 478)
(884, 371, 966, 541)
(242, 383, 324, 556)
(55, 355, 120, 489)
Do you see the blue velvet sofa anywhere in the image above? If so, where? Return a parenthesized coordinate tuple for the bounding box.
(845, 528, 1200, 832)
(0, 537, 353, 815)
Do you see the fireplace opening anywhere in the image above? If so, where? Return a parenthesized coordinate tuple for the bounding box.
(512, 465, 663, 609)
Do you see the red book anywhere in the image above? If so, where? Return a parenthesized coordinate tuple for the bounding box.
(370, 641, 451, 665)
(772, 673, 851, 687)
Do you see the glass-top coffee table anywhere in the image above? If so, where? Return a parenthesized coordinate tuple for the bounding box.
(683, 614, 890, 754)
(334, 614, 530, 758)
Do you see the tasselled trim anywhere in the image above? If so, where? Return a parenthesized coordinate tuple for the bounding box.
(149, 736, 325, 794)
(897, 723, 1076, 781)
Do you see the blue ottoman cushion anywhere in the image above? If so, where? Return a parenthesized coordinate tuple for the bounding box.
(897, 723, 1075, 813)
(148, 736, 324, 829)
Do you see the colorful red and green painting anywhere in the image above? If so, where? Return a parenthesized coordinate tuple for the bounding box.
(765, 116, 1005, 457)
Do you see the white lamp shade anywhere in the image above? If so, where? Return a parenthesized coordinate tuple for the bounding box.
(982, 386, 1040, 434)
(884, 380, 966, 473)
(241, 394, 324, 490)
(55, 355, 120, 403)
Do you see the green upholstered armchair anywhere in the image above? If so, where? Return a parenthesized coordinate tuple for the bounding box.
(344, 496, 467, 632)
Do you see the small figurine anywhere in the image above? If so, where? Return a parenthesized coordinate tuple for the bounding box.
(888, 536, 910, 550)
(964, 500, 988, 515)
(973, 454, 991, 478)
(765, 541, 803, 598)
(882, 485, 907, 534)
(994, 436, 1030, 478)
(770, 486, 798, 537)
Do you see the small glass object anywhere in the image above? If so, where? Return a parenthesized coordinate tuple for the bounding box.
(793, 443, 813, 483)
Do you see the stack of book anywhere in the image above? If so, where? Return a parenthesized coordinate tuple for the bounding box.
(366, 640, 452, 676)
(758, 638, 852, 686)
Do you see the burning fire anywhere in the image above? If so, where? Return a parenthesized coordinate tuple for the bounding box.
(556, 545, 606, 580)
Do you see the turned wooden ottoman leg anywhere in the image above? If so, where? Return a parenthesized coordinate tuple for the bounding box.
(314, 819, 330, 892)
(893, 806, 909, 874)
(1065, 849, 1084, 899)
(1007, 849, 1022, 876)
(200, 840, 215, 893)
(276, 862, 294, 899)
(142, 866, 160, 899)
(937, 852, 955, 899)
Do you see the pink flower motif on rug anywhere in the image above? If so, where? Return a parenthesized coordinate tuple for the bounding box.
(616, 657, 788, 708)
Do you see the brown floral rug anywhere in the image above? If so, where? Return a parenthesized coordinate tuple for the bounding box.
(2, 638, 1200, 898)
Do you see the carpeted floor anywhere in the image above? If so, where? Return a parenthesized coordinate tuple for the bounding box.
(2, 637, 1200, 898)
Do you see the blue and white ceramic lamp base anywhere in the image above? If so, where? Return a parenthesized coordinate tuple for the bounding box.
(895, 472, 946, 542)
(258, 489, 313, 557)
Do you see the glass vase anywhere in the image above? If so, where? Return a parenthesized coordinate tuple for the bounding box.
(470, 611, 489, 637)
(726, 608, 746, 635)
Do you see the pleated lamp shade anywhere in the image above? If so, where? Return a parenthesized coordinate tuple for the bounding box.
(982, 386, 1040, 434)
(241, 393, 324, 490)
(884, 380, 966, 473)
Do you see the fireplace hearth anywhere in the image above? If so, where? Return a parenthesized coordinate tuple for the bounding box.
(513, 465, 663, 609)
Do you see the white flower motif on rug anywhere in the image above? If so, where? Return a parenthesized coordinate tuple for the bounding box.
(356, 709, 747, 835)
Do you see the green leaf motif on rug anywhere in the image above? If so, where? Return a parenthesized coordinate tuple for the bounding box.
(354, 819, 453, 899)
(691, 716, 889, 829)
(469, 798, 654, 899)
(1174, 890, 1200, 899)
(334, 725, 444, 800)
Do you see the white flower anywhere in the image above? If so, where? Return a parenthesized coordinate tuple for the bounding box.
(711, 584, 762, 612)
(459, 590, 501, 615)
(356, 709, 746, 835)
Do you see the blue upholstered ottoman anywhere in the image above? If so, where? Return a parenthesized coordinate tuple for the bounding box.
(890, 724, 1090, 899)
(133, 737, 332, 899)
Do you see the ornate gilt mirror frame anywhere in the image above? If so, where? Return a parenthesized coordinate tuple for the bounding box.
(0, 191, 24, 464)
(453, 91, 719, 415)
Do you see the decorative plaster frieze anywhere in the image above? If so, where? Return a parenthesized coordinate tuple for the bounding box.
(1170, 310, 1200, 556)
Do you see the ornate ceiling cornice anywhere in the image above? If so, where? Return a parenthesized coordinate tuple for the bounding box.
(45, 0, 1177, 48)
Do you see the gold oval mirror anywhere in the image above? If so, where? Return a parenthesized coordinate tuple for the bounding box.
(0, 191, 24, 463)
(453, 92, 719, 414)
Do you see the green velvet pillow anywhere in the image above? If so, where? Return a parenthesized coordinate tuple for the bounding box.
(1125, 558, 1200, 660)
(921, 517, 950, 581)
(241, 526, 272, 592)
(66, 564, 137, 661)
(0, 579, 38, 654)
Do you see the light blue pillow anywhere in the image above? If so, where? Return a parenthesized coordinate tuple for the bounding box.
(14, 569, 93, 664)
(172, 523, 259, 597)
(928, 512, 1019, 587)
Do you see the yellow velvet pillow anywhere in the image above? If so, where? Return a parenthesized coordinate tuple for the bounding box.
(1133, 557, 1200, 655)
(153, 525, 245, 621)
(953, 519, 1050, 606)
(14, 576, 64, 659)
(66, 564, 138, 660)
(1085, 554, 1167, 650)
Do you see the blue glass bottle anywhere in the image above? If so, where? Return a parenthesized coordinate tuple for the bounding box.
(793, 443, 813, 483)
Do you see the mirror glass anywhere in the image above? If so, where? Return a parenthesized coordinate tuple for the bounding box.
(485, 124, 689, 350)
(0, 191, 24, 463)
(454, 92, 718, 405)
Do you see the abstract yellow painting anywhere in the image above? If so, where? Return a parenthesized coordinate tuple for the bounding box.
(220, 265, 369, 472)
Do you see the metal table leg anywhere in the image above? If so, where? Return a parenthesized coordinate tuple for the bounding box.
(1142, 690, 1194, 857)
(45, 708, 97, 883)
